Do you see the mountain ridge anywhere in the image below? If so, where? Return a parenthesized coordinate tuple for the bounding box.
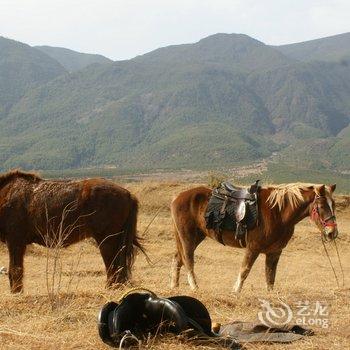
(0, 33, 349, 172)
(35, 45, 113, 71)
(275, 32, 350, 62)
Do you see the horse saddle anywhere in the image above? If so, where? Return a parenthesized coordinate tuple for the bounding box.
(205, 180, 260, 243)
(97, 291, 241, 349)
(97, 291, 312, 348)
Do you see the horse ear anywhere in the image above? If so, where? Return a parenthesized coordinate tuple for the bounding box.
(329, 184, 336, 193)
(318, 185, 326, 196)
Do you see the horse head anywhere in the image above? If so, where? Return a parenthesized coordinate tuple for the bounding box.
(310, 184, 338, 241)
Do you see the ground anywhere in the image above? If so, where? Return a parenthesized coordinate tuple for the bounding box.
(0, 181, 349, 349)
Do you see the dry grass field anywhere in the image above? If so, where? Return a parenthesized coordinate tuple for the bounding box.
(0, 181, 349, 349)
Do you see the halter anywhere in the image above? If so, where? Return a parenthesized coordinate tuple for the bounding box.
(310, 195, 337, 228)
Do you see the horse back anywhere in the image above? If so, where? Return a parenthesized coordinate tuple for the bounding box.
(0, 176, 134, 246)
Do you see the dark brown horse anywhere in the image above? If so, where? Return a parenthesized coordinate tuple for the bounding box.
(170, 183, 338, 292)
(0, 170, 143, 293)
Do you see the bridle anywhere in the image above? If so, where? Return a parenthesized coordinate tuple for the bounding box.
(310, 195, 337, 238)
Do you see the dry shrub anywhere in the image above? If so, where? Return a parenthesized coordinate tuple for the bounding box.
(207, 172, 227, 188)
(37, 201, 86, 310)
(336, 195, 350, 211)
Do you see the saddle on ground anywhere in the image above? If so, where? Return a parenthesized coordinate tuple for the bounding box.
(97, 291, 241, 348)
(97, 291, 312, 348)
(205, 180, 260, 243)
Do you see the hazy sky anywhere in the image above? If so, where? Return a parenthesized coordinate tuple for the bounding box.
(1, 0, 349, 60)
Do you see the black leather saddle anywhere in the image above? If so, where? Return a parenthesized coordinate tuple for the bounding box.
(205, 180, 260, 243)
(221, 181, 259, 200)
(98, 292, 225, 348)
(97, 290, 311, 348)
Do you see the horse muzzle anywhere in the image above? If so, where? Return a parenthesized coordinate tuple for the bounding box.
(323, 226, 338, 241)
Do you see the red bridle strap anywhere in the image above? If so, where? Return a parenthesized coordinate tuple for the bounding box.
(311, 204, 337, 227)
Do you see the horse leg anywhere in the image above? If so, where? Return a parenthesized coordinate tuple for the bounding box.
(8, 243, 26, 293)
(182, 229, 205, 290)
(98, 235, 125, 288)
(265, 250, 282, 291)
(170, 251, 183, 289)
(170, 220, 184, 289)
(171, 218, 205, 290)
(233, 249, 259, 293)
(184, 245, 197, 290)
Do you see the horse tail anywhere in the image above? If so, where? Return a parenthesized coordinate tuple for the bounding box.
(122, 194, 148, 280)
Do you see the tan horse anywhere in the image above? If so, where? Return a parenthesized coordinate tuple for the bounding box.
(0, 170, 144, 293)
(170, 183, 338, 292)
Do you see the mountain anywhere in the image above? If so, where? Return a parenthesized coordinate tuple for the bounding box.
(36, 45, 113, 71)
(0, 34, 290, 169)
(0, 33, 349, 173)
(276, 32, 350, 63)
(248, 60, 350, 135)
(0, 36, 66, 116)
(134, 33, 293, 72)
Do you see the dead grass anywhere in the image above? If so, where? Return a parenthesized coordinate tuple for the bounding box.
(0, 181, 349, 349)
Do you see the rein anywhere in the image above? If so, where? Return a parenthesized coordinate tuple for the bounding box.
(320, 237, 345, 289)
(333, 239, 345, 288)
(310, 195, 344, 288)
(321, 237, 340, 288)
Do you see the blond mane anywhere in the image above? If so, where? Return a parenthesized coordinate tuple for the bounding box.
(267, 183, 326, 210)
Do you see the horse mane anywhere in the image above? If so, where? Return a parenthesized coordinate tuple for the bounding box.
(0, 169, 42, 187)
(266, 183, 324, 210)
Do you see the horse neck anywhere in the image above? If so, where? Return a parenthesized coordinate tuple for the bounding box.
(259, 188, 315, 229)
(285, 198, 313, 225)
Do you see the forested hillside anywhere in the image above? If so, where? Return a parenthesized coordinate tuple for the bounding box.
(0, 33, 349, 173)
(0, 37, 66, 116)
